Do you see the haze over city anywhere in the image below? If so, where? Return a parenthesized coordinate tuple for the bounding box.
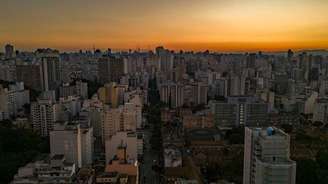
(1, 0, 328, 51)
(2, 1, 328, 184)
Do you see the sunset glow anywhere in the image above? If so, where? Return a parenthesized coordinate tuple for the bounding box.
(1, 0, 328, 51)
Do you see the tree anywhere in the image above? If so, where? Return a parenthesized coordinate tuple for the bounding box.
(0, 121, 49, 183)
(296, 159, 318, 184)
(316, 150, 328, 170)
(280, 124, 293, 133)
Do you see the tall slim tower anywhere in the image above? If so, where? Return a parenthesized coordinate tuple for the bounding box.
(31, 97, 56, 137)
(37, 49, 61, 91)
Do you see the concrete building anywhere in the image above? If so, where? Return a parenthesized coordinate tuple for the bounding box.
(50, 122, 93, 168)
(211, 96, 268, 127)
(196, 82, 209, 105)
(82, 96, 104, 138)
(57, 95, 82, 119)
(156, 46, 174, 72)
(313, 98, 328, 123)
(0, 64, 16, 82)
(98, 82, 127, 108)
(16, 64, 43, 91)
(105, 131, 142, 164)
(182, 112, 214, 130)
(37, 49, 61, 91)
(102, 95, 142, 141)
(104, 144, 139, 184)
(304, 91, 318, 114)
(102, 106, 123, 141)
(243, 127, 296, 184)
(98, 56, 124, 84)
(31, 94, 56, 137)
(169, 83, 184, 108)
(11, 155, 76, 184)
(160, 82, 207, 108)
(209, 79, 228, 98)
(228, 74, 245, 96)
(124, 94, 143, 129)
(159, 82, 171, 105)
(5, 44, 14, 59)
(0, 82, 30, 118)
(59, 80, 88, 99)
(182, 82, 208, 106)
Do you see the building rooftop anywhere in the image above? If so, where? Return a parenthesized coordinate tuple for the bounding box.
(186, 128, 221, 141)
(51, 154, 65, 160)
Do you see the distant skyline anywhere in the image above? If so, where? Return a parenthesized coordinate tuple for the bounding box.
(1, 0, 328, 52)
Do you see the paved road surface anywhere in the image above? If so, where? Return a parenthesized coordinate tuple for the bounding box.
(140, 124, 160, 184)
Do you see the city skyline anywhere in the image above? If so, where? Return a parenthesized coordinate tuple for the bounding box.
(1, 0, 328, 52)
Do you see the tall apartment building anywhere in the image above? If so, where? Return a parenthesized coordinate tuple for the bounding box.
(159, 83, 170, 105)
(102, 106, 123, 141)
(50, 122, 93, 168)
(170, 83, 184, 108)
(59, 80, 88, 99)
(227, 74, 244, 96)
(102, 95, 142, 141)
(0, 64, 16, 82)
(98, 82, 127, 107)
(58, 95, 82, 118)
(31, 93, 56, 136)
(243, 127, 296, 184)
(82, 97, 104, 138)
(0, 82, 30, 119)
(159, 82, 184, 108)
(195, 82, 208, 105)
(37, 49, 61, 91)
(16, 64, 43, 91)
(156, 46, 173, 72)
(125, 94, 143, 129)
(98, 56, 124, 84)
(209, 79, 228, 98)
(159, 82, 208, 108)
(5, 44, 14, 59)
(183, 82, 208, 106)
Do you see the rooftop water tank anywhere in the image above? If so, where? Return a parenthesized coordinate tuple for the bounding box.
(267, 127, 274, 136)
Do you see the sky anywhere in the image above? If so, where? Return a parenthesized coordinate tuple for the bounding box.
(0, 0, 328, 52)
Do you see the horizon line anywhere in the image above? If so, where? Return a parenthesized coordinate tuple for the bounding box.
(2, 46, 328, 54)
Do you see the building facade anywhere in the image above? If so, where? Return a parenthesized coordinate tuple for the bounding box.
(243, 127, 296, 184)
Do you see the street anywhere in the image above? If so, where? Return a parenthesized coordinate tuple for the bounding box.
(140, 123, 161, 184)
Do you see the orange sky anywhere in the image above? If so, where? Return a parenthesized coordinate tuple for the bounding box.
(0, 0, 328, 52)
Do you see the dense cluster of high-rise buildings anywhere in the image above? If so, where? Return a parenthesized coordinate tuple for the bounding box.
(2, 43, 328, 183)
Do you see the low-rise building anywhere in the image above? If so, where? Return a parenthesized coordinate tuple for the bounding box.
(11, 155, 76, 184)
(105, 131, 142, 164)
(104, 145, 139, 184)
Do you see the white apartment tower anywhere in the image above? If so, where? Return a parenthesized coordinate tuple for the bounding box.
(50, 122, 93, 168)
(243, 127, 296, 184)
